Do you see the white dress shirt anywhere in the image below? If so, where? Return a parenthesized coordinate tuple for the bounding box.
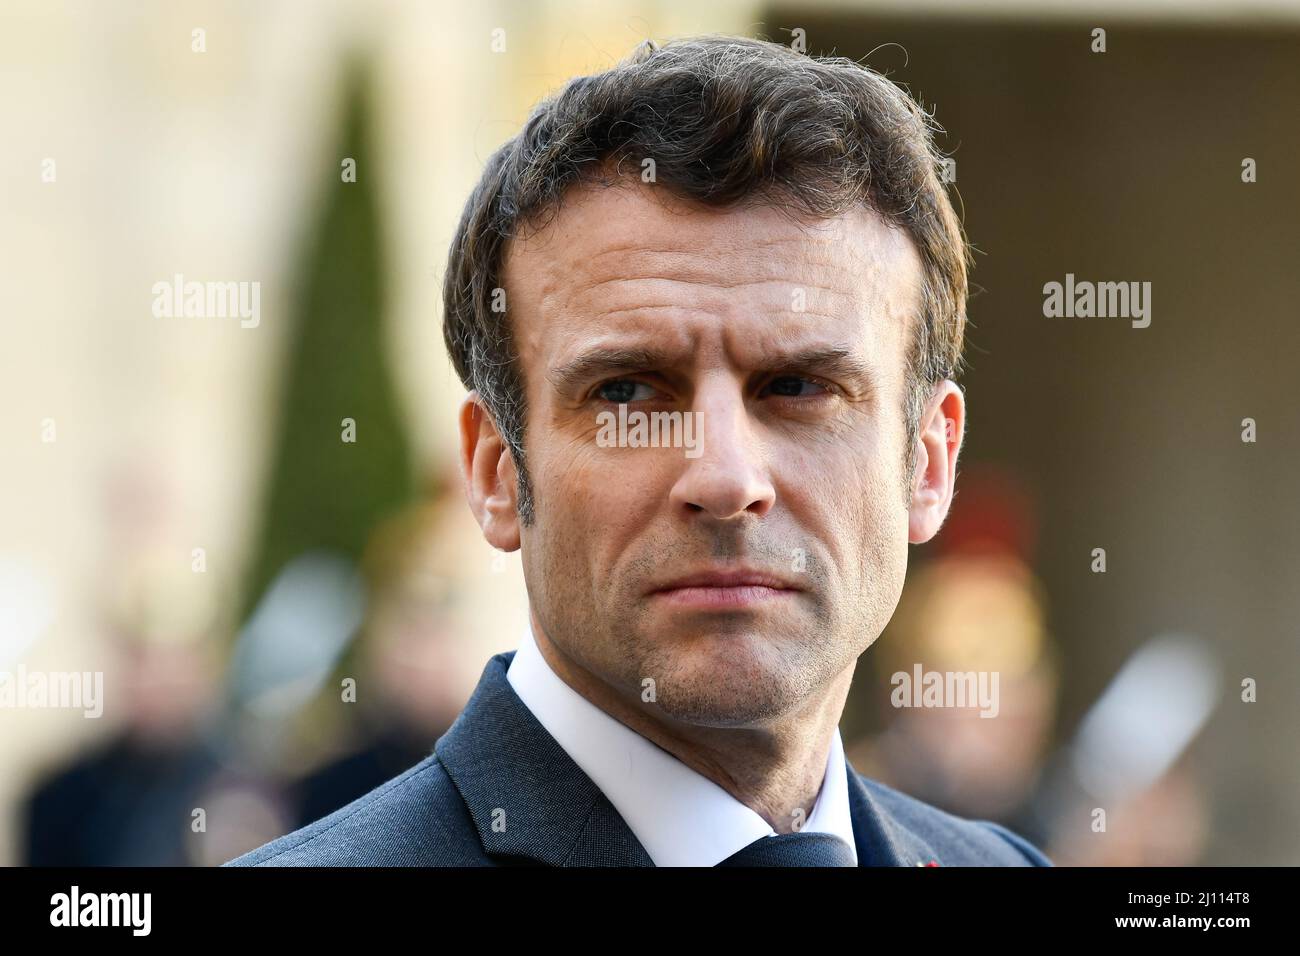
(506, 620, 858, 867)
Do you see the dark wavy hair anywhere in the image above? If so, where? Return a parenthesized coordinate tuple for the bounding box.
(443, 34, 970, 524)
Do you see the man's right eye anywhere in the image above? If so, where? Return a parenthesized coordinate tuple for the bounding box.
(595, 379, 657, 403)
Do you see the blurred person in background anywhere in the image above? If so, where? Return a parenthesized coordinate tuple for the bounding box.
(846, 466, 1212, 865)
(289, 491, 479, 829)
(22, 462, 295, 866)
(23, 549, 228, 866)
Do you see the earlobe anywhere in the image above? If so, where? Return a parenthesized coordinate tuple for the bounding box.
(458, 393, 522, 552)
(907, 381, 965, 544)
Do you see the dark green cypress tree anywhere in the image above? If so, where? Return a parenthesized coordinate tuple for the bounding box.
(241, 57, 415, 621)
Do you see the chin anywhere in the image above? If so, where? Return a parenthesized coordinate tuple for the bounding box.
(648, 638, 806, 727)
(653, 684, 799, 728)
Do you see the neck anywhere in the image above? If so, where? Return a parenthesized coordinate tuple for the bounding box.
(529, 613, 854, 834)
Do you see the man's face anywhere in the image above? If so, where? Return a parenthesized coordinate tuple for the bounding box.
(479, 181, 951, 728)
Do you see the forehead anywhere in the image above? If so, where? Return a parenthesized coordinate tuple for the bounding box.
(500, 181, 923, 374)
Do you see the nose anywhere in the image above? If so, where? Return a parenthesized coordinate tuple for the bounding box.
(668, 381, 775, 520)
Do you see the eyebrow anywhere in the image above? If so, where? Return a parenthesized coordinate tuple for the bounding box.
(546, 343, 877, 395)
(547, 346, 676, 395)
(751, 345, 876, 387)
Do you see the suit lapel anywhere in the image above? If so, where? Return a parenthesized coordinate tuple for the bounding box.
(435, 651, 654, 867)
(437, 650, 936, 867)
(845, 756, 942, 866)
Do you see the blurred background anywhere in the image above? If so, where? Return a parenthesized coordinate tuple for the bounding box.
(2, 0, 1297, 866)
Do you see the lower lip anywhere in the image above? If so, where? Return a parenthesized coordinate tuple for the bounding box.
(651, 585, 798, 609)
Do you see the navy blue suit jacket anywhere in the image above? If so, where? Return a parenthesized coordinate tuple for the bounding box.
(227, 651, 1052, 867)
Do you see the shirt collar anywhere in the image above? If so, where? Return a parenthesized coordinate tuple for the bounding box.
(506, 620, 857, 866)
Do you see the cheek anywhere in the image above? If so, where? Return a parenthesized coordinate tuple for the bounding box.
(859, 466, 912, 621)
(530, 439, 664, 572)
(782, 430, 910, 592)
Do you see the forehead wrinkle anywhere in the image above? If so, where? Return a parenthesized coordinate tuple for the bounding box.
(513, 190, 909, 289)
(574, 274, 855, 303)
(552, 248, 870, 319)
(577, 233, 862, 277)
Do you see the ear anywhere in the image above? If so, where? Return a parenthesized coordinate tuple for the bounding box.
(908, 380, 966, 544)
(458, 392, 522, 552)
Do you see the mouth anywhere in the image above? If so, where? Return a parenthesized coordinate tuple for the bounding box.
(647, 567, 802, 610)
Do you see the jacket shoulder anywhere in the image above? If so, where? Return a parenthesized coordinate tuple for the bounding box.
(857, 773, 1053, 866)
(223, 752, 487, 867)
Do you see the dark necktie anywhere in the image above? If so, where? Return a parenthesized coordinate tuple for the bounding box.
(717, 831, 857, 866)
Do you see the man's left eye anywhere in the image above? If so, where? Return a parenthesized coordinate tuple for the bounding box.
(596, 379, 658, 403)
(763, 376, 829, 398)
